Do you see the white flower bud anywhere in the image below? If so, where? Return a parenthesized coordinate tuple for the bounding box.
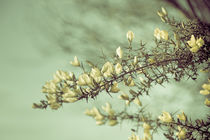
(126, 30, 134, 43)
(116, 47, 123, 58)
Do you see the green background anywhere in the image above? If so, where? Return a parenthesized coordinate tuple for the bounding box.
(0, 0, 209, 140)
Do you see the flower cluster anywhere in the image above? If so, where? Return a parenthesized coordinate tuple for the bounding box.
(200, 79, 210, 107)
(187, 35, 204, 53)
(85, 103, 118, 126)
(33, 7, 210, 140)
(154, 28, 169, 40)
(118, 92, 142, 106)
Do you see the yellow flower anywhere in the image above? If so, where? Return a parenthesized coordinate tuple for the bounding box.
(118, 92, 129, 100)
(101, 62, 114, 77)
(96, 120, 105, 125)
(115, 63, 122, 74)
(200, 90, 209, 95)
(127, 30, 135, 43)
(190, 46, 199, 53)
(128, 133, 140, 140)
(158, 111, 173, 123)
(62, 88, 78, 103)
(187, 35, 204, 53)
(116, 46, 123, 58)
(204, 98, 210, 107)
(109, 119, 118, 126)
(102, 102, 115, 116)
(54, 70, 72, 82)
(148, 58, 155, 64)
(125, 100, 130, 106)
(77, 73, 92, 86)
(196, 37, 204, 47)
(161, 30, 168, 40)
(46, 94, 61, 110)
(110, 82, 120, 93)
(42, 80, 57, 94)
(84, 109, 95, 116)
(143, 123, 151, 131)
(154, 28, 168, 40)
(187, 35, 196, 47)
(90, 67, 101, 83)
(92, 107, 104, 121)
(126, 76, 135, 87)
(176, 112, 186, 122)
(70, 56, 80, 66)
(202, 83, 210, 91)
(49, 102, 61, 110)
(176, 126, 186, 140)
(133, 97, 142, 106)
(154, 28, 161, 40)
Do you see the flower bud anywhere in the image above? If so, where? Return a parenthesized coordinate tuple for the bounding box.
(161, 7, 167, 16)
(127, 30, 134, 43)
(70, 56, 80, 67)
(116, 47, 123, 58)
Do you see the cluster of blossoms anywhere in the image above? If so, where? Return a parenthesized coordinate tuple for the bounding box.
(33, 7, 210, 140)
(128, 123, 152, 140)
(154, 28, 169, 40)
(200, 79, 210, 107)
(85, 102, 118, 126)
(187, 35, 205, 53)
(118, 92, 142, 106)
(158, 111, 187, 139)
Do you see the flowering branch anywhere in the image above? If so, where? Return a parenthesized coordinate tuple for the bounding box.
(33, 7, 210, 140)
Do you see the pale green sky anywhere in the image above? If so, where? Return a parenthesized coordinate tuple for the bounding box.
(0, 0, 209, 140)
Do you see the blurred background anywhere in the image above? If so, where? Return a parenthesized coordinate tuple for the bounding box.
(0, 0, 209, 140)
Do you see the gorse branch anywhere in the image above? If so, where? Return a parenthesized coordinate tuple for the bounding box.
(33, 7, 210, 140)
